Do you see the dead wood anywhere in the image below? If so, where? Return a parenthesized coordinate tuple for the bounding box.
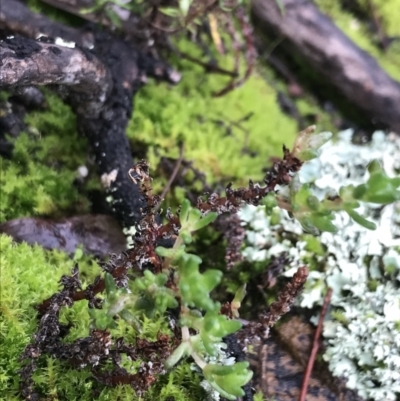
(0, 0, 94, 47)
(0, 215, 127, 258)
(251, 0, 400, 133)
(247, 316, 365, 401)
(0, 37, 111, 118)
(0, 0, 180, 228)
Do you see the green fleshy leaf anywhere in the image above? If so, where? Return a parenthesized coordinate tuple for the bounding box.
(164, 342, 191, 369)
(192, 211, 218, 230)
(352, 184, 367, 200)
(105, 272, 117, 295)
(156, 244, 186, 259)
(180, 199, 191, 223)
(180, 229, 193, 244)
(346, 209, 376, 230)
(203, 362, 253, 399)
(309, 214, 338, 233)
(200, 312, 241, 354)
(178, 253, 221, 311)
(306, 195, 320, 211)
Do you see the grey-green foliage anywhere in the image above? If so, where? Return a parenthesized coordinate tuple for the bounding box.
(239, 129, 400, 401)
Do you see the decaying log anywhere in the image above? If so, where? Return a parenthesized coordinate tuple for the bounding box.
(0, 0, 180, 228)
(0, 0, 94, 47)
(0, 37, 111, 118)
(0, 215, 127, 258)
(251, 0, 400, 133)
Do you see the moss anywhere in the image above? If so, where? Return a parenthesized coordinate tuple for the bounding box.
(0, 235, 209, 401)
(0, 91, 98, 223)
(0, 235, 100, 398)
(128, 39, 298, 189)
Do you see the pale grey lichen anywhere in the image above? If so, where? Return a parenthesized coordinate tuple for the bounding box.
(239, 130, 400, 400)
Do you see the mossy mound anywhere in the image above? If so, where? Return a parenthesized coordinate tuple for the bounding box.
(0, 92, 96, 223)
(129, 42, 297, 187)
(0, 235, 208, 401)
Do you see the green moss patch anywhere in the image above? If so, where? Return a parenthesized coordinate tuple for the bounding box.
(0, 92, 97, 223)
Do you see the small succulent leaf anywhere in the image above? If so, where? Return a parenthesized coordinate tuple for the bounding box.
(232, 284, 246, 306)
(179, 199, 191, 223)
(200, 312, 241, 354)
(119, 309, 142, 332)
(298, 216, 320, 236)
(164, 342, 191, 369)
(262, 192, 278, 215)
(306, 195, 320, 211)
(154, 272, 168, 286)
(309, 214, 338, 233)
(156, 244, 186, 259)
(178, 253, 221, 311)
(367, 160, 383, 174)
(89, 308, 116, 330)
(180, 229, 193, 244)
(293, 126, 332, 161)
(192, 211, 218, 230)
(133, 296, 156, 317)
(105, 272, 117, 295)
(346, 209, 376, 230)
(143, 269, 155, 282)
(297, 148, 319, 162)
(293, 184, 310, 206)
(362, 183, 400, 204)
(203, 362, 253, 399)
(188, 207, 202, 222)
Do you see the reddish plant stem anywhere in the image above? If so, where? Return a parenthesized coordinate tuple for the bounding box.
(298, 288, 333, 401)
(155, 143, 184, 213)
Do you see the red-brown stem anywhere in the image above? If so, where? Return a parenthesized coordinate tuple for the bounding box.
(298, 288, 333, 401)
(155, 143, 184, 213)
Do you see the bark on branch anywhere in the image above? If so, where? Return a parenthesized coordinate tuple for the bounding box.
(0, 0, 94, 47)
(0, 38, 111, 118)
(251, 0, 400, 133)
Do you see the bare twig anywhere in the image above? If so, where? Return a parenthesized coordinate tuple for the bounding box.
(154, 143, 185, 213)
(176, 50, 239, 78)
(298, 287, 333, 401)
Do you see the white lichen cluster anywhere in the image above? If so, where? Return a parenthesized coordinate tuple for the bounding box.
(239, 130, 400, 400)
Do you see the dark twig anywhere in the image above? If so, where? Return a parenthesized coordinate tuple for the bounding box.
(239, 266, 309, 342)
(213, 6, 257, 97)
(176, 49, 239, 78)
(213, 213, 246, 269)
(154, 143, 185, 213)
(298, 287, 333, 401)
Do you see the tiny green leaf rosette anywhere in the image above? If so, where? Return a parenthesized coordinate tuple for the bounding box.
(178, 253, 222, 312)
(200, 312, 242, 355)
(352, 160, 400, 204)
(203, 362, 253, 400)
(179, 199, 218, 244)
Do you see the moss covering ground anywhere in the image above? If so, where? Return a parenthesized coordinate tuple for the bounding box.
(0, 92, 95, 223)
(0, 235, 208, 401)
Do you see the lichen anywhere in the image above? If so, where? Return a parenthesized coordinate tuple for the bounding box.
(239, 130, 400, 400)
